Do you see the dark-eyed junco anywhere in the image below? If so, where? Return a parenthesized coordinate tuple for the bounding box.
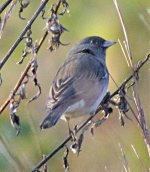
(40, 36, 116, 130)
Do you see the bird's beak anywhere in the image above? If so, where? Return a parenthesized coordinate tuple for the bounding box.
(102, 40, 116, 48)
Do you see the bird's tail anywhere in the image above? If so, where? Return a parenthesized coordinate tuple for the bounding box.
(40, 105, 67, 129)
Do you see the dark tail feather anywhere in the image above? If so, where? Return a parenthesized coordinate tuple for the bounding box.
(40, 106, 66, 129)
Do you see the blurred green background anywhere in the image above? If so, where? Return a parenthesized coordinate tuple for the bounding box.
(0, 0, 150, 171)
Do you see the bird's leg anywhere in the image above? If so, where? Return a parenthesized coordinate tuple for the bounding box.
(66, 117, 77, 142)
(66, 116, 72, 136)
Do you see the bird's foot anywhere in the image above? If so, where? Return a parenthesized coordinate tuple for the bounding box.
(69, 125, 78, 142)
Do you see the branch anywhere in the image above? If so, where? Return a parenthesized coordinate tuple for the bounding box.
(32, 107, 103, 172)
(0, 0, 12, 14)
(0, 0, 69, 115)
(109, 54, 150, 98)
(113, 0, 150, 157)
(113, 0, 132, 63)
(0, 0, 49, 70)
(0, 31, 48, 115)
(32, 54, 149, 171)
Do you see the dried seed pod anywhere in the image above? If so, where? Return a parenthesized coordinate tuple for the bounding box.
(17, 29, 33, 64)
(10, 101, 21, 135)
(70, 132, 84, 156)
(31, 58, 38, 74)
(17, 50, 30, 64)
(63, 146, 69, 172)
(46, 13, 68, 51)
(28, 58, 41, 103)
(77, 133, 84, 156)
(19, 0, 31, 20)
(28, 83, 41, 103)
(70, 142, 78, 154)
(59, 0, 69, 15)
(19, 83, 27, 99)
(118, 92, 129, 113)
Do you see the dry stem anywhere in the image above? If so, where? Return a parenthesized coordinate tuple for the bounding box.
(113, 0, 150, 157)
(0, 0, 49, 70)
(0, 0, 12, 14)
(32, 54, 149, 171)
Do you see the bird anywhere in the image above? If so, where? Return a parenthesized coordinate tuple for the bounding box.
(40, 36, 116, 131)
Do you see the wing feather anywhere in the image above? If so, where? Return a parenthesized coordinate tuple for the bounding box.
(47, 51, 108, 110)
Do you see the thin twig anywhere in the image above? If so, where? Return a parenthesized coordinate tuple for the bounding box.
(0, 31, 48, 115)
(32, 107, 103, 172)
(0, 0, 49, 70)
(0, 0, 18, 39)
(109, 54, 150, 98)
(113, 0, 150, 157)
(54, 0, 62, 14)
(0, 0, 68, 114)
(118, 38, 130, 67)
(0, 0, 12, 14)
(118, 143, 131, 172)
(32, 54, 149, 171)
(109, 72, 141, 126)
(113, 0, 133, 64)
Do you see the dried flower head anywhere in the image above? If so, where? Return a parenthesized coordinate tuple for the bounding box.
(47, 14, 68, 51)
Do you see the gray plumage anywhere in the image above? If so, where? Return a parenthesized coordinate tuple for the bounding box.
(40, 36, 115, 129)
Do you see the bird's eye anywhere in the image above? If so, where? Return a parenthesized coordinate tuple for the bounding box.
(90, 39, 99, 46)
(90, 39, 97, 45)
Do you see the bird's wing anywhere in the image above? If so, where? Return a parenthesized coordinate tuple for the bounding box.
(47, 52, 108, 111)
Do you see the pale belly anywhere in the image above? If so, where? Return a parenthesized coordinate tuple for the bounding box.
(60, 79, 108, 121)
